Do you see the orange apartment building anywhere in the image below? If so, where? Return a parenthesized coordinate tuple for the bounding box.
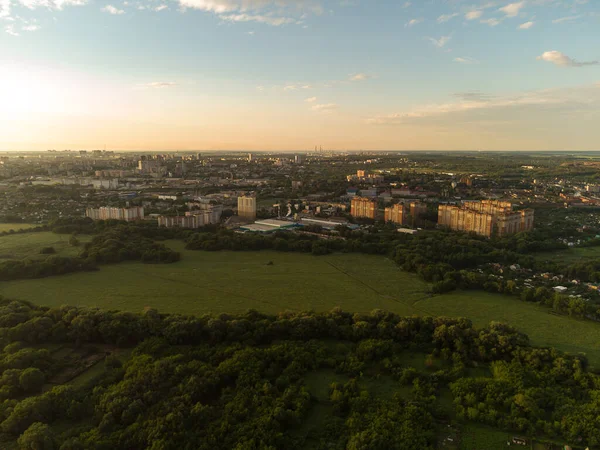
(384, 203, 405, 225)
(351, 197, 377, 219)
(438, 200, 534, 238)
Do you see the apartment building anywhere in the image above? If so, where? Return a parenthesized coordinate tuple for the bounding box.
(85, 206, 144, 222)
(384, 203, 405, 225)
(351, 197, 377, 219)
(237, 194, 257, 221)
(438, 200, 534, 238)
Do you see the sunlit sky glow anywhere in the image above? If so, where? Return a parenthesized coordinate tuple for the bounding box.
(1, 0, 599, 151)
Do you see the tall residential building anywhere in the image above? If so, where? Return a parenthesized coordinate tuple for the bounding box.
(351, 197, 377, 219)
(238, 194, 257, 221)
(384, 204, 405, 225)
(294, 154, 305, 164)
(409, 202, 428, 225)
(248, 153, 253, 162)
(85, 206, 144, 222)
(438, 200, 534, 238)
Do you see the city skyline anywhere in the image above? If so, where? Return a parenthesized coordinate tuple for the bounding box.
(1, 0, 599, 151)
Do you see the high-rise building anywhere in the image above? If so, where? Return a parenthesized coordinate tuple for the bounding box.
(248, 153, 253, 162)
(351, 197, 377, 219)
(294, 154, 304, 164)
(85, 206, 144, 222)
(410, 202, 428, 224)
(438, 200, 534, 238)
(238, 194, 257, 220)
(384, 204, 405, 225)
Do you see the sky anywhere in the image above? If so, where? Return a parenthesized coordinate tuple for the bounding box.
(0, 0, 599, 151)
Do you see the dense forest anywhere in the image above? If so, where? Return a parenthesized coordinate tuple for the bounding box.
(0, 298, 597, 449)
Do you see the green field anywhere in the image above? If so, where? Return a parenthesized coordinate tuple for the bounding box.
(0, 223, 37, 233)
(459, 424, 509, 450)
(4, 241, 600, 365)
(0, 245, 428, 316)
(534, 246, 600, 264)
(0, 232, 90, 262)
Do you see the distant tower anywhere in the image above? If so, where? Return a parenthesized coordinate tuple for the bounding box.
(248, 153, 253, 162)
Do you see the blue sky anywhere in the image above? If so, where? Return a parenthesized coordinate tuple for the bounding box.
(0, 0, 599, 150)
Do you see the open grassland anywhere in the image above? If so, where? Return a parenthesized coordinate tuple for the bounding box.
(416, 291, 600, 363)
(0, 232, 90, 262)
(4, 242, 600, 365)
(0, 247, 428, 316)
(0, 223, 37, 233)
(534, 246, 600, 264)
(458, 424, 509, 450)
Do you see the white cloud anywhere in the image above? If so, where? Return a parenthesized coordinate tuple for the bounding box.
(102, 4, 124, 14)
(552, 15, 581, 24)
(312, 103, 337, 113)
(22, 23, 39, 30)
(537, 51, 598, 67)
(139, 81, 178, 88)
(481, 18, 501, 26)
(4, 24, 18, 35)
(246, 30, 254, 34)
(518, 21, 534, 29)
(499, 1, 525, 18)
(154, 4, 168, 11)
(402, 1, 411, 8)
(437, 13, 459, 23)
(219, 13, 296, 26)
(18, 0, 86, 10)
(454, 56, 478, 64)
(367, 83, 600, 125)
(405, 18, 421, 27)
(256, 86, 265, 91)
(428, 35, 451, 48)
(283, 85, 298, 91)
(305, 97, 317, 103)
(0, 0, 11, 18)
(349, 73, 370, 81)
(177, 0, 322, 27)
(465, 10, 482, 20)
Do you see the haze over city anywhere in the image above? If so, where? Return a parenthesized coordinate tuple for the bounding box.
(1, 0, 599, 151)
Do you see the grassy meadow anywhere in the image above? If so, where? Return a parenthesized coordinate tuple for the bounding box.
(534, 246, 600, 265)
(0, 232, 90, 262)
(0, 223, 37, 233)
(1, 239, 600, 365)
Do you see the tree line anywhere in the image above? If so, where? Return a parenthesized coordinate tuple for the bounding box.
(0, 299, 596, 449)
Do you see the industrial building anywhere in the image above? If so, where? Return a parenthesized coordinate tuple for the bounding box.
(351, 197, 377, 219)
(438, 200, 534, 237)
(238, 194, 257, 221)
(85, 206, 144, 222)
(239, 219, 300, 233)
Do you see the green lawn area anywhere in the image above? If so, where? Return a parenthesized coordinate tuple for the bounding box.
(459, 424, 509, 450)
(0, 232, 90, 262)
(0, 223, 37, 233)
(534, 246, 600, 264)
(5, 242, 600, 366)
(0, 246, 427, 316)
(417, 291, 600, 364)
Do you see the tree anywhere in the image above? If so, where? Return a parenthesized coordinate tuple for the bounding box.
(19, 368, 45, 394)
(17, 422, 56, 450)
(68, 235, 80, 247)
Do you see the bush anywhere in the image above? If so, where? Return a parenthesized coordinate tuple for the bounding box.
(39, 247, 56, 255)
